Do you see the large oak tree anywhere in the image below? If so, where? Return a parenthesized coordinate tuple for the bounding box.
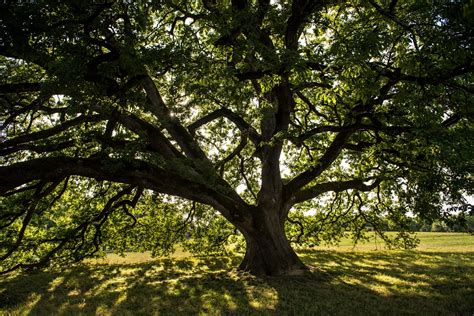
(0, 0, 472, 276)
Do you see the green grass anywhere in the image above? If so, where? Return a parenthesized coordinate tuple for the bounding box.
(314, 231, 474, 252)
(1, 232, 473, 315)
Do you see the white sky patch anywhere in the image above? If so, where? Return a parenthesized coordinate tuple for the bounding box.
(207, 146, 220, 157)
(303, 208, 317, 216)
(270, 0, 283, 9)
(340, 158, 351, 173)
(236, 183, 246, 194)
(279, 151, 292, 178)
(53, 95, 64, 102)
(0, 126, 6, 141)
(466, 196, 474, 204)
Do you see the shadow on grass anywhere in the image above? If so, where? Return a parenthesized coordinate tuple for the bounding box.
(1, 251, 473, 315)
(274, 250, 474, 314)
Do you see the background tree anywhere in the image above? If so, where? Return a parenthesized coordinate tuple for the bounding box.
(0, 0, 472, 276)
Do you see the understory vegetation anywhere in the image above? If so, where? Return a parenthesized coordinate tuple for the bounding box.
(1, 232, 473, 315)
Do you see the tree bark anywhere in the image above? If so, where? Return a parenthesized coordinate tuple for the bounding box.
(237, 208, 308, 276)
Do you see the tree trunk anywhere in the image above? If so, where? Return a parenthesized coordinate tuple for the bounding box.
(237, 210, 308, 276)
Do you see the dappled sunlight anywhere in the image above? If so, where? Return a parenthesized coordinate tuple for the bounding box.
(1, 249, 473, 314)
(295, 250, 474, 313)
(244, 284, 279, 311)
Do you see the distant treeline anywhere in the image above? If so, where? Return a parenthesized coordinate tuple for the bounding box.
(372, 215, 474, 233)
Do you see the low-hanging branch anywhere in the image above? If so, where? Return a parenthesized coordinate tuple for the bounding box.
(0, 184, 137, 274)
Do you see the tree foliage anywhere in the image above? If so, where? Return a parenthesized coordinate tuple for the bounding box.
(0, 0, 472, 275)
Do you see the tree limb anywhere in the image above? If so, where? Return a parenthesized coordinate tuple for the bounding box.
(285, 0, 324, 50)
(370, 62, 474, 86)
(188, 107, 261, 145)
(0, 115, 102, 149)
(293, 178, 382, 204)
(0, 156, 252, 228)
(142, 76, 210, 161)
(216, 132, 248, 171)
(285, 129, 354, 195)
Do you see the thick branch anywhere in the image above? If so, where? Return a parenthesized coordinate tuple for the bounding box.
(142, 76, 209, 161)
(370, 62, 474, 86)
(285, 0, 324, 50)
(114, 112, 183, 158)
(293, 178, 381, 204)
(0, 156, 251, 227)
(291, 125, 356, 145)
(188, 107, 261, 145)
(285, 76, 401, 196)
(285, 129, 354, 195)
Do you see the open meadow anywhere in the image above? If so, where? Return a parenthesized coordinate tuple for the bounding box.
(1, 232, 473, 315)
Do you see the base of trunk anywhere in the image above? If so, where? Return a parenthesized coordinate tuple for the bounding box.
(238, 231, 308, 276)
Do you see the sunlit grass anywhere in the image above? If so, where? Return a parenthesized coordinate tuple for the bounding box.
(314, 231, 474, 251)
(0, 233, 473, 315)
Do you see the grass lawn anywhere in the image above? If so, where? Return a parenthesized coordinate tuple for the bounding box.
(0, 232, 473, 315)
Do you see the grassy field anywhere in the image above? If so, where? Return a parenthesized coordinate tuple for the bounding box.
(0, 232, 473, 315)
